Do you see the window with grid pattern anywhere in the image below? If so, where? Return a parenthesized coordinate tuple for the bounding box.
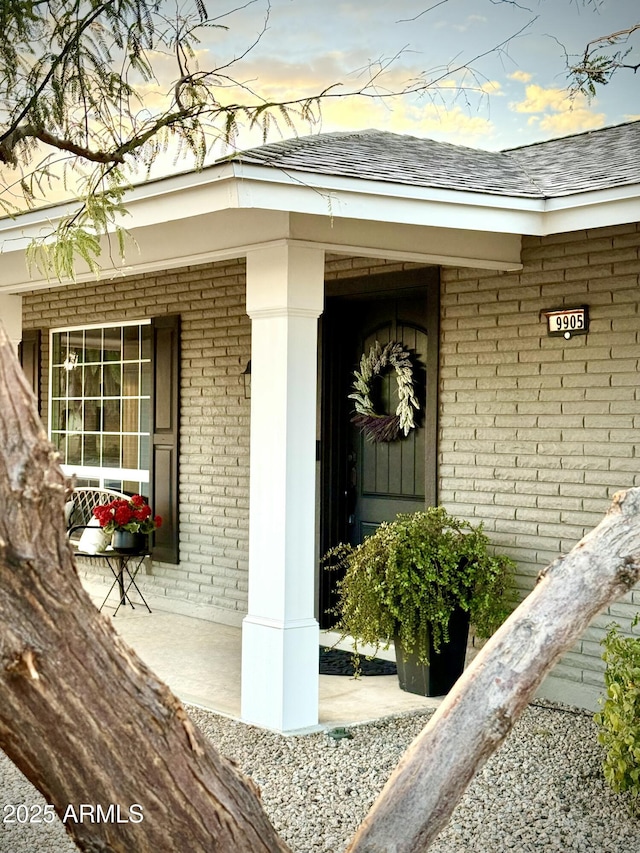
(49, 321, 151, 496)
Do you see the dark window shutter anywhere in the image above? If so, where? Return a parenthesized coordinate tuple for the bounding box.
(150, 315, 180, 564)
(18, 329, 41, 413)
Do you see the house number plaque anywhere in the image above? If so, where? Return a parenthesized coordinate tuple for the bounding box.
(543, 306, 589, 339)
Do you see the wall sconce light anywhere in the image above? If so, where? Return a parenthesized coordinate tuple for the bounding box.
(242, 359, 251, 399)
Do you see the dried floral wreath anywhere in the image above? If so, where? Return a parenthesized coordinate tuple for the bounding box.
(349, 340, 420, 442)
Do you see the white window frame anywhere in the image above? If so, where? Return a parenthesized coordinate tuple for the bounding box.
(48, 319, 152, 491)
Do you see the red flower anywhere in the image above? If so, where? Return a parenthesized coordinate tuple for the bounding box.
(92, 495, 161, 535)
(114, 505, 133, 526)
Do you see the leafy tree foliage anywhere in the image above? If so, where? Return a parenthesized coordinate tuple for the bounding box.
(0, 1, 636, 278)
(0, 0, 330, 276)
(569, 23, 640, 97)
(0, 0, 543, 278)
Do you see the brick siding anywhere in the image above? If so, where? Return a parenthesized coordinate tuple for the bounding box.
(22, 259, 252, 625)
(439, 222, 640, 705)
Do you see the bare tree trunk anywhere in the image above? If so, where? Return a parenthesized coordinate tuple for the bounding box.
(347, 487, 640, 853)
(0, 325, 291, 852)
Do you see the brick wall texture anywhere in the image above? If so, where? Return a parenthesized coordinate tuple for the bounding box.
(20, 224, 640, 702)
(20, 255, 411, 627)
(439, 222, 640, 697)
(22, 259, 253, 623)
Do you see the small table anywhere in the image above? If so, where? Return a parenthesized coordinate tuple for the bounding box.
(78, 548, 152, 616)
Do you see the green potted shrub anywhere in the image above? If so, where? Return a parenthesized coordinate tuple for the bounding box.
(326, 507, 516, 696)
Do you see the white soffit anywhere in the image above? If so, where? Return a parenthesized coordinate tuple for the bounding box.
(289, 214, 522, 270)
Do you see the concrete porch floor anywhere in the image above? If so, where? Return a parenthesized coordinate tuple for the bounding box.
(84, 578, 442, 730)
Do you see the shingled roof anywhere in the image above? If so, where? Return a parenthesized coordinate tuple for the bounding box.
(503, 121, 640, 196)
(231, 121, 640, 200)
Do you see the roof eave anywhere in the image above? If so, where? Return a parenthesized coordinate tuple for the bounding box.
(229, 162, 548, 235)
(540, 183, 640, 234)
(0, 160, 637, 270)
(0, 159, 546, 246)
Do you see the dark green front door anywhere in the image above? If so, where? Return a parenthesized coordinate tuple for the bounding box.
(351, 297, 429, 541)
(319, 268, 439, 627)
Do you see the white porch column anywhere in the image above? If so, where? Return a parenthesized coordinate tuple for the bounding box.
(242, 242, 324, 732)
(0, 294, 23, 353)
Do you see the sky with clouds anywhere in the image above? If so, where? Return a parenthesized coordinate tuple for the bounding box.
(198, 0, 639, 154)
(2, 0, 637, 204)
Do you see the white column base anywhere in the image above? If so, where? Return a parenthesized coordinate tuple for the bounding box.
(241, 615, 320, 733)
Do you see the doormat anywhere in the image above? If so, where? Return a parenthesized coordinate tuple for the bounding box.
(319, 646, 397, 676)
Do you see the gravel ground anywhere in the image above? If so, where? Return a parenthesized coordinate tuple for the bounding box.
(1, 701, 638, 852)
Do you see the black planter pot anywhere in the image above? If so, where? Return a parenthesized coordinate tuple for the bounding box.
(112, 530, 147, 554)
(394, 605, 470, 697)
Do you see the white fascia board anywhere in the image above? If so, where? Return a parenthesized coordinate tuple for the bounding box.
(540, 184, 640, 234)
(114, 160, 544, 235)
(2, 159, 638, 250)
(230, 164, 640, 236)
(230, 163, 546, 236)
(230, 164, 640, 237)
(116, 163, 240, 228)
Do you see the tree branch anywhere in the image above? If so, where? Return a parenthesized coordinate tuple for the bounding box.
(583, 23, 640, 52)
(0, 124, 126, 166)
(0, 0, 116, 147)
